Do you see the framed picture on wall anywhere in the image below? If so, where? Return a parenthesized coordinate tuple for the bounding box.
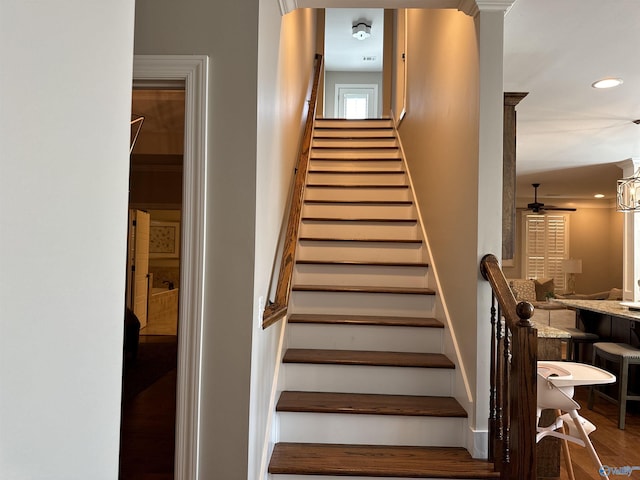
(149, 221, 180, 258)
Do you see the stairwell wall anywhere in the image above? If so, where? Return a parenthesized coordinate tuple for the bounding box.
(253, 6, 317, 480)
(396, 8, 503, 457)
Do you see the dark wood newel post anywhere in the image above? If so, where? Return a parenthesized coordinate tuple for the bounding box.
(508, 303, 538, 479)
(481, 254, 538, 480)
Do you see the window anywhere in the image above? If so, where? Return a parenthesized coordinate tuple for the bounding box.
(522, 213, 569, 292)
(344, 94, 369, 119)
(335, 84, 379, 119)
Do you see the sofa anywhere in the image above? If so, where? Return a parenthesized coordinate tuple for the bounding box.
(506, 278, 619, 330)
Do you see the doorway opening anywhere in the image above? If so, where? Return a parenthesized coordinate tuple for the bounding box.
(120, 84, 185, 479)
(323, 8, 385, 119)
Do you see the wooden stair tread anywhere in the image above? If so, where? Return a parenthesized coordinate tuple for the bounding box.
(310, 157, 401, 162)
(314, 135, 394, 139)
(288, 313, 443, 328)
(312, 146, 399, 150)
(276, 391, 467, 417)
(304, 199, 412, 205)
(306, 184, 409, 188)
(283, 348, 455, 369)
(308, 169, 405, 174)
(299, 237, 423, 244)
(296, 260, 428, 267)
(269, 443, 499, 478)
(292, 285, 435, 295)
(302, 217, 417, 223)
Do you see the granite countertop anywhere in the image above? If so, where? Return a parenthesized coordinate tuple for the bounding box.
(554, 299, 640, 321)
(531, 321, 571, 339)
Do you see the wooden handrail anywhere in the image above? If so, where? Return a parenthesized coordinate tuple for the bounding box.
(480, 254, 537, 480)
(262, 53, 323, 329)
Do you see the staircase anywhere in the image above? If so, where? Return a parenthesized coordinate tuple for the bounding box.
(268, 118, 498, 479)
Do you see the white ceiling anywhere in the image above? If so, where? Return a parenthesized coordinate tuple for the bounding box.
(324, 1, 640, 206)
(324, 8, 385, 72)
(505, 0, 640, 204)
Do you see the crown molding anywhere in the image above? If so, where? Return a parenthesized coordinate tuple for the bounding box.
(278, 0, 298, 15)
(458, 0, 516, 17)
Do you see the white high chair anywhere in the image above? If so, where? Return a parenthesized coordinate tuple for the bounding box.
(537, 361, 616, 480)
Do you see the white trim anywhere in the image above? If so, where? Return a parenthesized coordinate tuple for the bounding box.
(132, 55, 208, 480)
(278, 0, 298, 15)
(334, 83, 379, 119)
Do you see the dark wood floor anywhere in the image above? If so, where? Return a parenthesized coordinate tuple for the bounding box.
(558, 387, 640, 480)
(119, 336, 177, 480)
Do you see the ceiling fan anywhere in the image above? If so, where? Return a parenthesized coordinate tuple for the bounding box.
(524, 183, 577, 213)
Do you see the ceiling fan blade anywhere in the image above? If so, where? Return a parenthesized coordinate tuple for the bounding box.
(542, 206, 577, 212)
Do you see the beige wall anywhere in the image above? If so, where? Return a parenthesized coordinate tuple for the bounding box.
(502, 207, 623, 294)
(398, 6, 480, 405)
(252, 6, 318, 479)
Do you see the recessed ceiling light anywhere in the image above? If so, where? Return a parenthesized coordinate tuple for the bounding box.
(592, 77, 623, 89)
(594, 193, 605, 198)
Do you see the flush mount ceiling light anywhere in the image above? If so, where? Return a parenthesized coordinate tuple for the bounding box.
(352, 21, 371, 40)
(594, 193, 605, 199)
(592, 77, 624, 89)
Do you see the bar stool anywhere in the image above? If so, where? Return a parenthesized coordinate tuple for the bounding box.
(561, 328, 599, 362)
(588, 342, 640, 429)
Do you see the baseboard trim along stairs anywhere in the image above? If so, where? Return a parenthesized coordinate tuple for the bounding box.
(267, 118, 496, 479)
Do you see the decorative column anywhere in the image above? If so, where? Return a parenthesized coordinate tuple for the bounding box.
(503, 92, 528, 265)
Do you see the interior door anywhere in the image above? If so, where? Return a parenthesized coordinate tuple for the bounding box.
(126, 209, 150, 329)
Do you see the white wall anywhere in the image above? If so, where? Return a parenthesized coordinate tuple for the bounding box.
(252, 6, 317, 480)
(0, 2, 135, 478)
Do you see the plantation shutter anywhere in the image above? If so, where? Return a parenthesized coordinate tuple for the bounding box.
(523, 214, 569, 292)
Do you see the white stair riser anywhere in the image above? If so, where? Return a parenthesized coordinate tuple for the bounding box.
(307, 172, 406, 185)
(312, 139, 398, 149)
(299, 222, 420, 241)
(291, 291, 434, 317)
(305, 187, 411, 202)
(302, 204, 415, 218)
(297, 242, 425, 263)
(278, 412, 465, 446)
(313, 128, 395, 138)
(315, 120, 393, 129)
(283, 364, 453, 396)
(309, 159, 403, 171)
(293, 264, 428, 289)
(311, 150, 400, 160)
(286, 323, 441, 352)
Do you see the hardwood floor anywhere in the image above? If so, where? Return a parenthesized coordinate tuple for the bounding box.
(558, 386, 640, 480)
(119, 336, 177, 480)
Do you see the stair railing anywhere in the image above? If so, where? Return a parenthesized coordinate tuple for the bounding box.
(262, 53, 323, 329)
(480, 254, 537, 480)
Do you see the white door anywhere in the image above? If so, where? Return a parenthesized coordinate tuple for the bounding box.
(126, 209, 150, 328)
(336, 84, 379, 119)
